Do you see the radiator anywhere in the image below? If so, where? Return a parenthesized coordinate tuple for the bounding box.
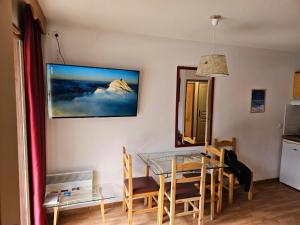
(46, 170, 93, 195)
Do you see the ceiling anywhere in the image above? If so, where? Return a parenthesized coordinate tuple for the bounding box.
(38, 0, 300, 52)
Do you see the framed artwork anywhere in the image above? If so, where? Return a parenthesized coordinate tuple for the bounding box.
(251, 89, 266, 113)
(47, 63, 140, 118)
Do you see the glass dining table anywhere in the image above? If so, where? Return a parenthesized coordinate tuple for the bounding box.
(138, 149, 228, 225)
(43, 184, 114, 225)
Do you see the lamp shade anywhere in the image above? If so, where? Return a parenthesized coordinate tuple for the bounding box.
(196, 54, 229, 77)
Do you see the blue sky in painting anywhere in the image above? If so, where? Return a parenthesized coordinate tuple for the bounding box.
(47, 64, 139, 84)
(252, 90, 265, 101)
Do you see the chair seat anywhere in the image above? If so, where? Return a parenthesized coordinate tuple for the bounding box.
(125, 176, 159, 195)
(165, 182, 200, 200)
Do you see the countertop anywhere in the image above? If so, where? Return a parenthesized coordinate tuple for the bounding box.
(282, 135, 300, 143)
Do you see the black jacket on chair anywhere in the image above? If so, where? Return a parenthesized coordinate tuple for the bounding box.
(224, 150, 252, 192)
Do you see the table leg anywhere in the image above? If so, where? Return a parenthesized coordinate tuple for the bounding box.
(157, 175, 165, 225)
(100, 198, 105, 224)
(53, 207, 59, 225)
(144, 165, 150, 205)
(100, 200, 105, 224)
(210, 169, 216, 220)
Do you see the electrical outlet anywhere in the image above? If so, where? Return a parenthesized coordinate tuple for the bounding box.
(47, 30, 60, 38)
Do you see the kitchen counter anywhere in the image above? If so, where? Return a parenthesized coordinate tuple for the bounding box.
(282, 135, 300, 143)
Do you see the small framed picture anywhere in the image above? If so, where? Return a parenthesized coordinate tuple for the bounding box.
(251, 89, 266, 113)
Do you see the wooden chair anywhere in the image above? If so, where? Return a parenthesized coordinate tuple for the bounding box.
(182, 136, 196, 144)
(122, 147, 159, 225)
(204, 144, 225, 220)
(163, 156, 207, 225)
(214, 138, 253, 204)
(182, 144, 224, 220)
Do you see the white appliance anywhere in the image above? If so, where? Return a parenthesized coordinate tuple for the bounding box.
(290, 100, 300, 106)
(280, 104, 300, 190)
(280, 140, 300, 190)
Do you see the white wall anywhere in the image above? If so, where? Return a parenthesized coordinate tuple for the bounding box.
(44, 24, 297, 200)
(295, 53, 300, 71)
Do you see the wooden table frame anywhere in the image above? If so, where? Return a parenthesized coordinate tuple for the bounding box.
(52, 197, 106, 225)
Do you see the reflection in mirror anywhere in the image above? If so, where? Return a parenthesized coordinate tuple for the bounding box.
(175, 66, 214, 147)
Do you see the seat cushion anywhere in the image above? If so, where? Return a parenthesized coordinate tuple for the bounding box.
(165, 182, 200, 200)
(125, 176, 159, 195)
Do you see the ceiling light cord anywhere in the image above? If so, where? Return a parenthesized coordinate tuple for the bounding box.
(55, 33, 66, 64)
(210, 15, 221, 54)
(212, 25, 216, 54)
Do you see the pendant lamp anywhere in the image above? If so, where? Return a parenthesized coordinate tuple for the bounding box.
(196, 15, 229, 77)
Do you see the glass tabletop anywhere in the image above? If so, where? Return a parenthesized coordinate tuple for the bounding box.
(43, 184, 115, 209)
(138, 150, 228, 175)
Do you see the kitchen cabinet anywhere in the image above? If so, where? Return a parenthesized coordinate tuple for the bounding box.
(294, 72, 300, 99)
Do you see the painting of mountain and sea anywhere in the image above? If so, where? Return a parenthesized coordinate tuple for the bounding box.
(47, 64, 139, 118)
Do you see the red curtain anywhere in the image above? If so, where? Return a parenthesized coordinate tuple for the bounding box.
(23, 6, 47, 225)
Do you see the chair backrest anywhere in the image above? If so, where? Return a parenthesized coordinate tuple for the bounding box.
(182, 136, 196, 144)
(170, 156, 207, 196)
(122, 146, 133, 195)
(214, 137, 237, 153)
(205, 142, 225, 165)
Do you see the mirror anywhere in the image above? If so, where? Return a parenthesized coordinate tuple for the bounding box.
(175, 66, 214, 147)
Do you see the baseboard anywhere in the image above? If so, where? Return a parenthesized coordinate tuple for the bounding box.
(253, 177, 279, 184)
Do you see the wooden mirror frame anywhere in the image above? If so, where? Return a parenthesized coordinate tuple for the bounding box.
(175, 66, 214, 148)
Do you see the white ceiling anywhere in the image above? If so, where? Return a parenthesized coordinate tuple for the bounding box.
(38, 0, 300, 52)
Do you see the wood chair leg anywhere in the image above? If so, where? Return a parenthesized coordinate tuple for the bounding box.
(248, 173, 254, 200)
(228, 175, 234, 205)
(217, 169, 223, 213)
(198, 198, 205, 225)
(169, 177, 176, 225)
(193, 201, 197, 219)
(122, 188, 127, 212)
(184, 202, 188, 212)
(148, 196, 153, 208)
(157, 175, 165, 225)
(128, 197, 133, 225)
(198, 213, 204, 225)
